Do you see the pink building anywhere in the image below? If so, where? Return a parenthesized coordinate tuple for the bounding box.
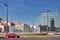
(0, 18, 5, 32)
(0, 23, 4, 32)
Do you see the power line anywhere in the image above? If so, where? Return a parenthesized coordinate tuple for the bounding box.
(0, 0, 60, 8)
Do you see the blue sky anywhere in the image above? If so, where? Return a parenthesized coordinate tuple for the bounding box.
(0, 0, 60, 26)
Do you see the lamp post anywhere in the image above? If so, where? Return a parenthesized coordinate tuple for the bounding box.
(4, 3, 8, 33)
(47, 10, 50, 33)
(32, 17, 35, 32)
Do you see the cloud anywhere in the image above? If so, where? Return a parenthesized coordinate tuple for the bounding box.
(38, 12, 60, 27)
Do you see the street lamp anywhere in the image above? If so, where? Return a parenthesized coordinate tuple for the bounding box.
(4, 3, 8, 33)
(47, 10, 50, 33)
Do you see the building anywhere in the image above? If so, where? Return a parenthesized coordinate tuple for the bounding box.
(50, 18, 55, 31)
(0, 18, 5, 32)
(34, 26, 40, 32)
(15, 23, 34, 32)
(2, 20, 15, 33)
(9, 22, 15, 32)
(15, 23, 24, 32)
(0, 18, 34, 33)
(0, 23, 4, 32)
(24, 24, 34, 32)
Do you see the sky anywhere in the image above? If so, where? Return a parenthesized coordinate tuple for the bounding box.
(0, 0, 60, 26)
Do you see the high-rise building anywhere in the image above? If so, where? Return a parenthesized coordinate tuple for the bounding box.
(50, 18, 55, 31)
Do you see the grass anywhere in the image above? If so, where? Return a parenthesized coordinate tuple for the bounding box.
(18, 34, 49, 37)
(0, 33, 6, 37)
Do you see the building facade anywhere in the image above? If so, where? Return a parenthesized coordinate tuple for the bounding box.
(15, 23, 34, 32)
(15, 23, 24, 32)
(0, 18, 5, 32)
(50, 18, 55, 31)
(2, 20, 15, 33)
(24, 24, 34, 32)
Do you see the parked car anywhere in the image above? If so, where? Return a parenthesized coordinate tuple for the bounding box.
(6, 33, 20, 38)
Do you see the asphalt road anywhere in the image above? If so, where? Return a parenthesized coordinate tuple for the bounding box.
(0, 37, 60, 40)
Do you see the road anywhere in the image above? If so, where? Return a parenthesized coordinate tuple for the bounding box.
(0, 37, 60, 40)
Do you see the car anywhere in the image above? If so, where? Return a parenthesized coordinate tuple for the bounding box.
(6, 33, 20, 38)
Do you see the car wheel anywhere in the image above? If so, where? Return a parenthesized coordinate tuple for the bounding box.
(6, 36, 8, 38)
(17, 36, 19, 38)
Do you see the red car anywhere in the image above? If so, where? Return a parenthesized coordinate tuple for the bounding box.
(6, 33, 20, 38)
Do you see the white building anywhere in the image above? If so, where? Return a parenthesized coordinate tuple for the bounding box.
(2, 20, 15, 33)
(34, 26, 40, 32)
(15, 23, 34, 32)
(15, 23, 24, 32)
(24, 24, 34, 32)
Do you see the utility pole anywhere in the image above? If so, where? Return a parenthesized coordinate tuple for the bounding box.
(33, 18, 34, 27)
(4, 3, 8, 33)
(47, 10, 50, 33)
(32, 17, 34, 32)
